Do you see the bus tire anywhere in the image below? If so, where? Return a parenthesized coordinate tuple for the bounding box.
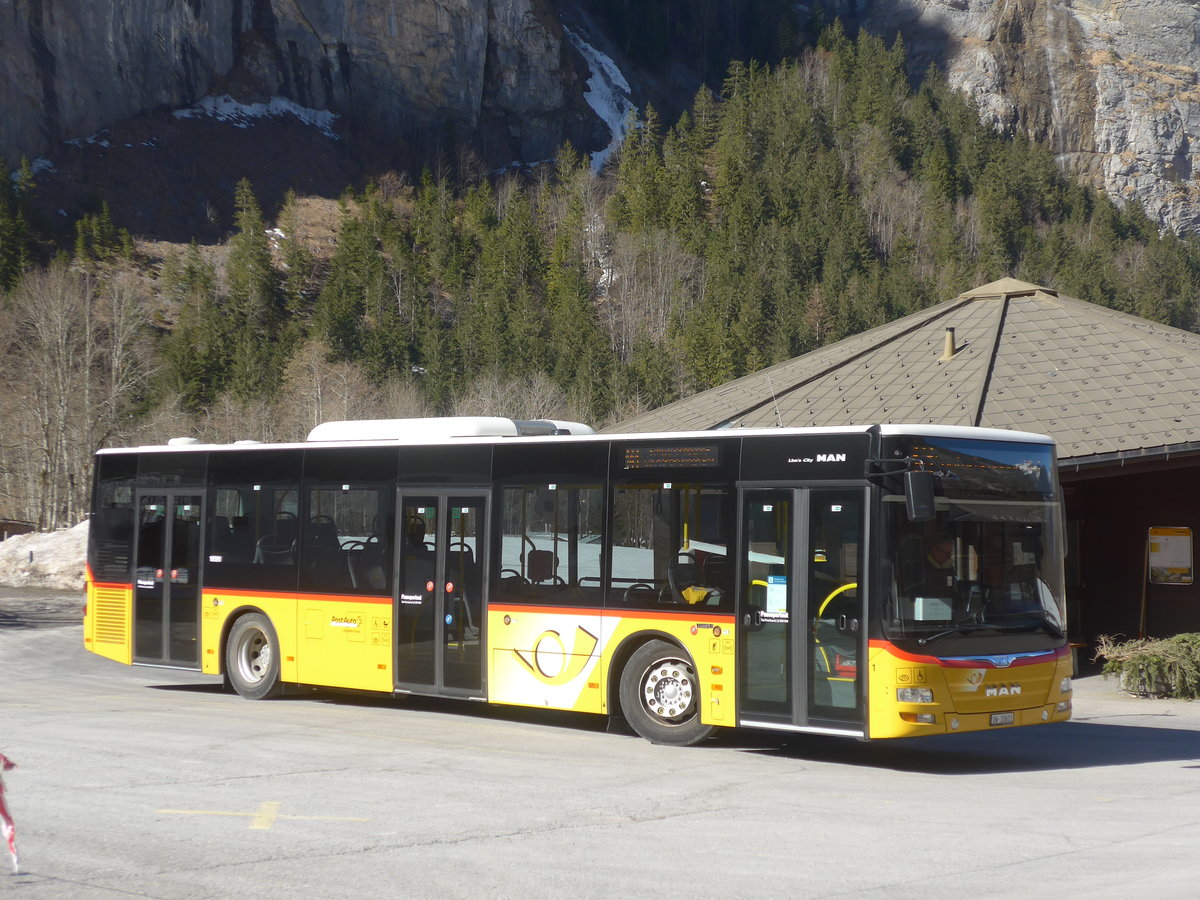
(225, 612, 283, 700)
(619, 639, 714, 746)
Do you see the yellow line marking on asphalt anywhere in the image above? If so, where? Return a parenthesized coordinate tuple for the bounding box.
(159, 802, 368, 830)
(250, 801, 281, 830)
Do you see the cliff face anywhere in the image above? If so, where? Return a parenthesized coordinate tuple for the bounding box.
(861, 0, 1200, 233)
(1, 0, 234, 164)
(0, 0, 592, 168)
(7, 0, 1200, 235)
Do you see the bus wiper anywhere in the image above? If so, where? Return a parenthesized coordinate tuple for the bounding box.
(1031, 610, 1064, 639)
(918, 613, 1063, 646)
(917, 622, 989, 646)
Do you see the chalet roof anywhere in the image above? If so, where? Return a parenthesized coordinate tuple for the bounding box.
(610, 278, 1200, 469)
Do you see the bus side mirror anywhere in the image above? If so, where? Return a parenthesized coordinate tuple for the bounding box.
(905, 471, 936, 522)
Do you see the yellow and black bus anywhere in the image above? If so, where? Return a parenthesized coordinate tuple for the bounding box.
(84, 418, 1072, 744)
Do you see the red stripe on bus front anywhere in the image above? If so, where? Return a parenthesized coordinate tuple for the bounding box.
(870, 639, 1069, 667)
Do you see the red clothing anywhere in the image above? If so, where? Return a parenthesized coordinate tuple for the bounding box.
(0, 752, 16, 873)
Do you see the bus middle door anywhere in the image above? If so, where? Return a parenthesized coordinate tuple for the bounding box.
(394, 492, 487, 698)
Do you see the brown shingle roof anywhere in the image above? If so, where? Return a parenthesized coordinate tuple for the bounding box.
(609, 278, 1200, 467)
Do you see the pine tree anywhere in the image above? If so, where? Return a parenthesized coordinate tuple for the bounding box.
(0, 157, 25, 291)
(278, 191, 316, 322)
(73, 203, 131, 264)
(160, 244, 229, 410)
(225, 179, 283, 399)
(315, 209, 380, 363)
(611, 106, 667, 232)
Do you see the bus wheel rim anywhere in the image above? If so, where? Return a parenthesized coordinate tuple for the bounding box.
(642, 659, 695, 723)
(237, 628, 270, 685)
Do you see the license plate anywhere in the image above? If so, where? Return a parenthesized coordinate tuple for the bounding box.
(990, 712, 1015, 726)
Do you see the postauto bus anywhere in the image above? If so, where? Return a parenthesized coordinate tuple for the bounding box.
(84, 418, 1072, 744)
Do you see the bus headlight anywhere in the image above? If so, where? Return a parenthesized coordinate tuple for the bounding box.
(1060, 677, 1072, 694)
(897, 687, 934, 703)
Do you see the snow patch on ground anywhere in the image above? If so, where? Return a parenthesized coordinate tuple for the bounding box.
(8, 157, 55, 184)
(563, 27, 635, 172)
(0, 522, 88, 590)
(173, 95, 340, 139)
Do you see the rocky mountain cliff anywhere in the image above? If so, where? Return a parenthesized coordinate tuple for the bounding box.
(4, 0, 1200, 234)
(0, 0, 602, 170)
(859, 0, 1200, 234)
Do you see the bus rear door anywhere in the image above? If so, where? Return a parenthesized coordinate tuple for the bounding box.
(738, 487, 866, 735)
(132, 491, 204, 668)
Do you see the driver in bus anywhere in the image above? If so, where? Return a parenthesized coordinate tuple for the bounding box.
(900, 532, 959, 607)
(924, 534, 955, 585)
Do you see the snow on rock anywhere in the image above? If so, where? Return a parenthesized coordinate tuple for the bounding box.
(173, 94, 340, 139)
(0, 521, 88, 590)
(562, 27, 634, 172)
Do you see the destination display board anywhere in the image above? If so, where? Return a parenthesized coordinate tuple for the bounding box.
(622, 444, 722, 470)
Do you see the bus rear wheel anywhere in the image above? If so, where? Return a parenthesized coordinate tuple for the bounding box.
(619, 640, 714, 746)
(226, 613, 283, 700)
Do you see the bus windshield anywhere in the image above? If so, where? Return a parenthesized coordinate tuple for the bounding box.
(880, 437, 1066, 650)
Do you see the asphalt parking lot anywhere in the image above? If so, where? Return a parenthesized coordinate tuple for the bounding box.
(2, 589, 1199, 898)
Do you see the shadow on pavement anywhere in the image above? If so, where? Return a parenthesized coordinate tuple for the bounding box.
(140, 676, 1200, 774)
(737, 720, 1200, 774)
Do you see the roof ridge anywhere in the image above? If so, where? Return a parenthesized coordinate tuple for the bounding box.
(717, 297, 976, 426)
(972, 294, 1010, 427)
(1052, 293, 1200, 351)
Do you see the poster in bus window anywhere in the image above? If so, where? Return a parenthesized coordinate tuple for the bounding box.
(1148, 526, 1193, 584)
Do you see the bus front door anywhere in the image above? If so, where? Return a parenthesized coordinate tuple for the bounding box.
(394, 492, 487, 698)
(739, 487, 865, 734)
(132, 491, 204, 668)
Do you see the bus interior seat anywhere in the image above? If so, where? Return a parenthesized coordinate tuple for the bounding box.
(254, 534, 296, 565)
(669, 551, 703, 603)
(307, 518, 339, 549)
(304, 518, 346, 579)
(348, 546, 388, 591)
(526, 548, 556, 584)
(701, 555, 730, 602)
(211, 515, 231, 551)
(224, 516, 255, 562)
(448, 541, 475, 568)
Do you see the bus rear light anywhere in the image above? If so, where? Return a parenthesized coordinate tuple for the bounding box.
(897, 687, 933, 703)
(900, 712, 936, 724)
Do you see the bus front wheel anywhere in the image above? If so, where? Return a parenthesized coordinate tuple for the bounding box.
(226, 613, 283, 700)
(619, 640, 714, 746)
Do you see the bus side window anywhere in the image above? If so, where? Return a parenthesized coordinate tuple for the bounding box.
(301, 486, 392, 594)
(495, 484, 602, 606)
(608, 485, 732, 611)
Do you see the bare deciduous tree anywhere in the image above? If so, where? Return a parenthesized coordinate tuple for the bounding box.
(451, 371, 570, 421)
(0, 263, 152, 528)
